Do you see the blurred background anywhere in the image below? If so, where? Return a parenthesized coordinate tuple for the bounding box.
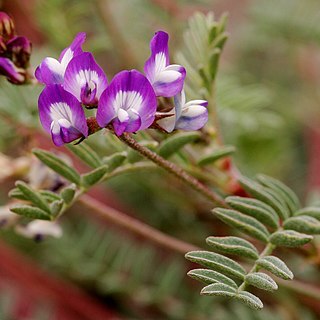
(0, 0, 320, 319)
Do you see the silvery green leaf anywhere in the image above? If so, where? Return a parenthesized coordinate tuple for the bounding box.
(209, 48, 221, 80)
(40, 191, 61, 202)
(10, 205, 51, 220)
(262, 187, 290, 220)
(256, 256, 293, 280)
(81, 165, 109, 187)
(185, 251, 246, 280)
(158, 132, 201, 159)
(67, 143, 102, 168)
(15, 181, 50, 213)
(9, 188, 28, 201)
(128, 141, 158, 163)
(60, 184, 76, 204)
(257, 174, 300, 214)
(197, 145, 235, 166)
(269, 230, 313, 247)
(213, 208, 270, 243)
(294, 207, 320, 221)
(187, 269, 238, 288)
(50, 199, 64, 217)
(102, 152, 127, 171)
(245, 272, 278, 291)
(33, 149, 80, 185)
(206, 236, 259, 260)
(283, 215, 320, 235)
(200, 282, 236, 297)
(238, 176, 288, 220)
(235, 291, 263, 310)
(226, 196, 279, 228)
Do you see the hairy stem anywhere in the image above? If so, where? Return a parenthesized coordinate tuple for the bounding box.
(119, 132, 227, 208)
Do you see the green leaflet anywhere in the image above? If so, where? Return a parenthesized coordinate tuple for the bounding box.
(39, 190, 61, 202)
(294, 207, 320, 220)
(33, 149, 80, 185)
(283, 215, 320, 235)
(127, 141, 158, 163)
(206, 236, 259, 260)
(50, 199, 64, 218)
(269, 230, 313, 247)
(102, 152, 127, 171)
(15, 181, 50, 213)
(226, 196, 279, 228)
(235, 291, 263, 310)
(60, 184, 77, 204)
(158, 132, 201, 159)
(257, 174, 300, 214)
(197, 145, 235, 166)
(208, 48, 221, 80)
(238, 176, 289, 220)
(185, 251, 246, 280)
(200, 282, 236, 297)
(81, 165, 109, 187)
(213, 208, 270, 243)
(67, 143, 102, 168)
(10, 205, 52, 220)
(256, 256, 293, 280)
(245, 272, 278, 292)
(187, 269, 238, 288)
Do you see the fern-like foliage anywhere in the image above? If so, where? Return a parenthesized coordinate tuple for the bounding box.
(186, 175, 320, 310)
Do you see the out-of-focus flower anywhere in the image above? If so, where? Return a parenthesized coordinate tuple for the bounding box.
(157, 90, 208, 132)
(64, 52, 108, 107)
(0, 57, 24, 83)
(6, 36, 32, 69)
(38, 84, 88, 146)
(35, 32, 86, 85)
(15, 220, 62, 241)
(0, 12, 15, 43)
(97, 70, 157, 136)
(0, 205, 18, 228)
(144, 31, 186, 97)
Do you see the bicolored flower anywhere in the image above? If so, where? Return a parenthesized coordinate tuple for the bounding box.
(15, 220, 62, 241)
(38, 84, 88, 146)
(0, 57, 24, 83)
(35, 32, 86, 85)
(157, 90, 208, 132)
(63, 52, 108, 107)
(97, 70, 157, 136)
(144, 31, 186, 97)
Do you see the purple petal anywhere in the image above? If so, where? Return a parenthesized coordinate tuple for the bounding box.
(153, 64, 186, 97)
(63, 52, 108, 106)
(38, 85, 88, 146)
(0, 57, 24, 83)
(6, 36, 32, 69)
(35, 57, 64, 84)
(175, 103, 208, 131)
(59, 32, 86, 68)
(144, 31, 169, 84)
(97, 70, 157, 133)
(36, 33, 86, 85)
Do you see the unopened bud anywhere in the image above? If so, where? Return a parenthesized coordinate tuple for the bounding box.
(7, 36, 32, 69)
(0, 12, 15, 42)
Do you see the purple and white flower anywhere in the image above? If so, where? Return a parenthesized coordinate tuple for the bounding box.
(157, 90, 208, 132)
(35, 32, 86, 85)
(63, 52, 108, 107)
(144, 31, 186, 97)
(0, 57, 24, 83)
(38, 84, 88, 146)
(97, 70, 157, 136)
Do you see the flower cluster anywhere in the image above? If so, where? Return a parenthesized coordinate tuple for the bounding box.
(0, 12, 32, 84)
(36, 31, 208, 146)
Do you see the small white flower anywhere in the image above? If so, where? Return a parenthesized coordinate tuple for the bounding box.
(15, 220, 62, 241)
(0, 205, 18, 228)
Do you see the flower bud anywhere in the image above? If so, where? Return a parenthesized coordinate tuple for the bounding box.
(0, 12, 15, 42)
(6, 36, 32, 69)
(0, 57, 25, 84)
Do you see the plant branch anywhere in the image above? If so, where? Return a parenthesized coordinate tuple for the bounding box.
(78, 194, 201, 254)
(119, 132, 227, 208)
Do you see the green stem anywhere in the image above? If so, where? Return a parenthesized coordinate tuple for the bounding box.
(118, 132, 227, 208)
